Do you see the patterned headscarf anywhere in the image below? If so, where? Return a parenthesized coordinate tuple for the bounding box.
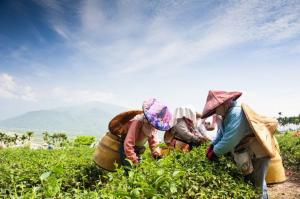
(143, 98, 172, 131)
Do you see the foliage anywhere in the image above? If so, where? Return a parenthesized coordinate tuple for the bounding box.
(0, 132, 30, 146)
(0, 146, 105, 198)
(25, 131, 34, 141)
(43, 132, 68, 146)
(74, 135, 96, 146)
(0, 131, 70, 148)
(0, 144, 260, 198)
(277, 114, 300, 125)
(277, 131, 300, 170)
(100, 145, 259, 198)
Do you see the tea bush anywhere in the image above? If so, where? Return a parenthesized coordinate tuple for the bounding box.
(0, 147, 105, 198)
(74, 135, 96, 146)
(277, 131, 300, 170)
(100, 145, 259, 199)
(0, 144, 259, 198)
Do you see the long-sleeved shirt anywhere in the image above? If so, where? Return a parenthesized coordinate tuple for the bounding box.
(172, 118, 203, 145)
(212, 101, 251, 156)
(124, 115, 159, 163)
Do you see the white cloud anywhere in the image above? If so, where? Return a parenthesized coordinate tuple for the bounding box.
(5, 0, 299, 112)
(20, 86, 37, 101)
(0, 73, 16, 98)
(52, 25, 70, 40)
(0, 73, 37, 101)
(59, 0, 300, 75)
(33, 0, 70, 40)
(51, 87, 114, 104)
(14, 0, 300, 76)
(218, 0, 300, 43)
(80, 0, 106, 32)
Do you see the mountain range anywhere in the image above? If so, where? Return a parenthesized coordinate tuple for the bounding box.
(0, 102, 128, 137)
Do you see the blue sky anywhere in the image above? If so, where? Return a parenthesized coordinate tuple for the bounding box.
(0, 0, 300, 120)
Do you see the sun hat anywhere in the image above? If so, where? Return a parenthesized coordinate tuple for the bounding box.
(201, 90, 242, 119)
(142, 98, 172, 131)
(265, 137, 286, 184)
(241, 103, 278, 158)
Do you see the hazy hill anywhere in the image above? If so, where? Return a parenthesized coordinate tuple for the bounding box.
(0, 102, 128, 136)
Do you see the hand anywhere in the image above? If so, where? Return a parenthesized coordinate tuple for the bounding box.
(206, 149, 217, 161)
(152, 151, 162, 160)
(206, 144, 214, 154)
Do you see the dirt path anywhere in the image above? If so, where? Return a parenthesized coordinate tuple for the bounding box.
(268, 170, 300, 199)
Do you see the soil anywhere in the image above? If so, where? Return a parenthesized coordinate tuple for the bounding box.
(293, 131, 300, 137)
(268, 169, 300, 199)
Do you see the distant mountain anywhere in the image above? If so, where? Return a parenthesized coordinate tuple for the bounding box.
(0, 102, 128, 136)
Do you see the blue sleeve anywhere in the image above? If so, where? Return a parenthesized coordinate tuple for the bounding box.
(213, 108, 247, 156)
(212, 127, 223, 146)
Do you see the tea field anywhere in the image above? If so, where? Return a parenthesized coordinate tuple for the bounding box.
(276, 131, 300, 170)
(0, 144, 259, 198)
(1, 131, 299, 198)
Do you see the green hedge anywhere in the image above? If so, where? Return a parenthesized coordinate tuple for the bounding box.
(277, 131, 300, 170)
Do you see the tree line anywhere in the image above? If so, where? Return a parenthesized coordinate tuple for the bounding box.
(277, 112, 300, 126)
(0, 131, 34, 147)
(0, 131, 68, 147)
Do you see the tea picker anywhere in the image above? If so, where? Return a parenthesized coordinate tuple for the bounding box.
(94, 98, 172, 171)
(201, 90, 285, 199)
